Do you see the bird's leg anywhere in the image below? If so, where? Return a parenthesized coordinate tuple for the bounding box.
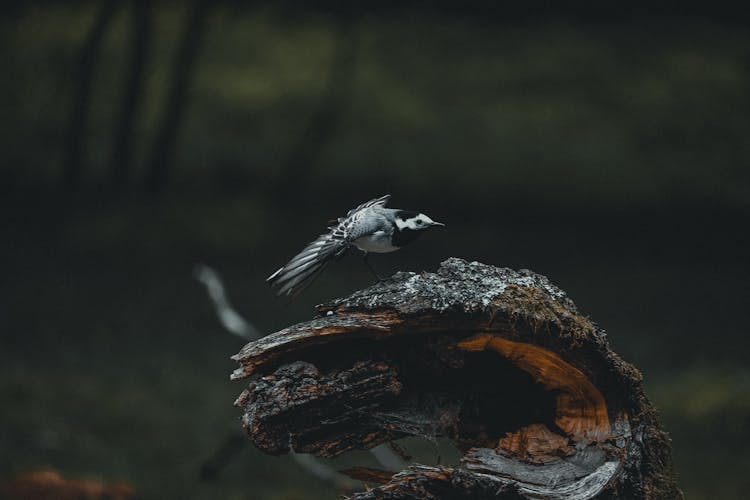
(362, 252, 384, 281)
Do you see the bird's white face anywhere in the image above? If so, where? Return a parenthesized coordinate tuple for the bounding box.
(395, 213, 445, 231)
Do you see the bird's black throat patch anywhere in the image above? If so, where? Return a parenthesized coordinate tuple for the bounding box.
(392, 227, 423, 247)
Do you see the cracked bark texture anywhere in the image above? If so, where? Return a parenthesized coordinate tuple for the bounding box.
(232, 258, 682, 499)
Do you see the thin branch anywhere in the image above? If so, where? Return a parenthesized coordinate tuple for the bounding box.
(193, 264, 261, 340)
(370, 444, 406, 471)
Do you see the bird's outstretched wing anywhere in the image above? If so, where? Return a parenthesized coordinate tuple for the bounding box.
(346, 194, 390, 218)
(266, 224, 350, 299)
(267, 195, 391, 299)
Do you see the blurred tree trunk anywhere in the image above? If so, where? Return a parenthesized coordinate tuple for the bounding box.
(145, 0, 210, 195)
(276, 16, 359, 203)
(110, 0, 151, 192)
(63, 0, 118, 192)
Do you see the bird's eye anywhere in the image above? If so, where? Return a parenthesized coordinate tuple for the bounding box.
(416, 219, 423, 225)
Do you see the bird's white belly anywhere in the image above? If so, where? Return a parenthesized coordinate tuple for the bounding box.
(353, 231, 399, 253)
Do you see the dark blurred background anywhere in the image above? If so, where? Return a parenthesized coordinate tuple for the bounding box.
(1, 1, 749, 498)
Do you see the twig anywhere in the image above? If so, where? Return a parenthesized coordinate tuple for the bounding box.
(193, 264, 260, 340)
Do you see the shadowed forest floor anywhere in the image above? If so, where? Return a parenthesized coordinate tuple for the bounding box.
(1, 195, 748, 499)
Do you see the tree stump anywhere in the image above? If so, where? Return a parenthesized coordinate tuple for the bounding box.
(231, 258, 682, 499)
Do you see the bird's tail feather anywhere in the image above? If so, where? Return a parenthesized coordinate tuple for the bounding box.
(267, 232, 348, 298)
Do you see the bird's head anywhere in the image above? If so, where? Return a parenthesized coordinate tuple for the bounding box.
(395, 211, 445, 231)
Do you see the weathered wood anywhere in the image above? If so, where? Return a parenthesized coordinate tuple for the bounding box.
(232, 258, 682, 499)
(234, 359, 403, 456)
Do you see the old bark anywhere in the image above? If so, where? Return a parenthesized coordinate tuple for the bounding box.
(232, 258, 682, 499)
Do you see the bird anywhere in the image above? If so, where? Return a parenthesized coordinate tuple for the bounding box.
(267, 194, 444, 298)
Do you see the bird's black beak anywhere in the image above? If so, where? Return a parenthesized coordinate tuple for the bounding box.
(430, 221, 446, 227)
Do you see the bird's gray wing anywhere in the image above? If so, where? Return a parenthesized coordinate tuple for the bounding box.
(266, 224, 350, 299)
(346, 209, 391, 242)
(346, 194, 390, 218)
(267, 196, 391, 299)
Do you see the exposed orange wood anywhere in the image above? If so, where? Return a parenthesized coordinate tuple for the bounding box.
(496, 423, 572, 462)
(457, 334, 610, 446)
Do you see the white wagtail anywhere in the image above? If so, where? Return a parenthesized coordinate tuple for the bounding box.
(267, 194, 444, 298)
